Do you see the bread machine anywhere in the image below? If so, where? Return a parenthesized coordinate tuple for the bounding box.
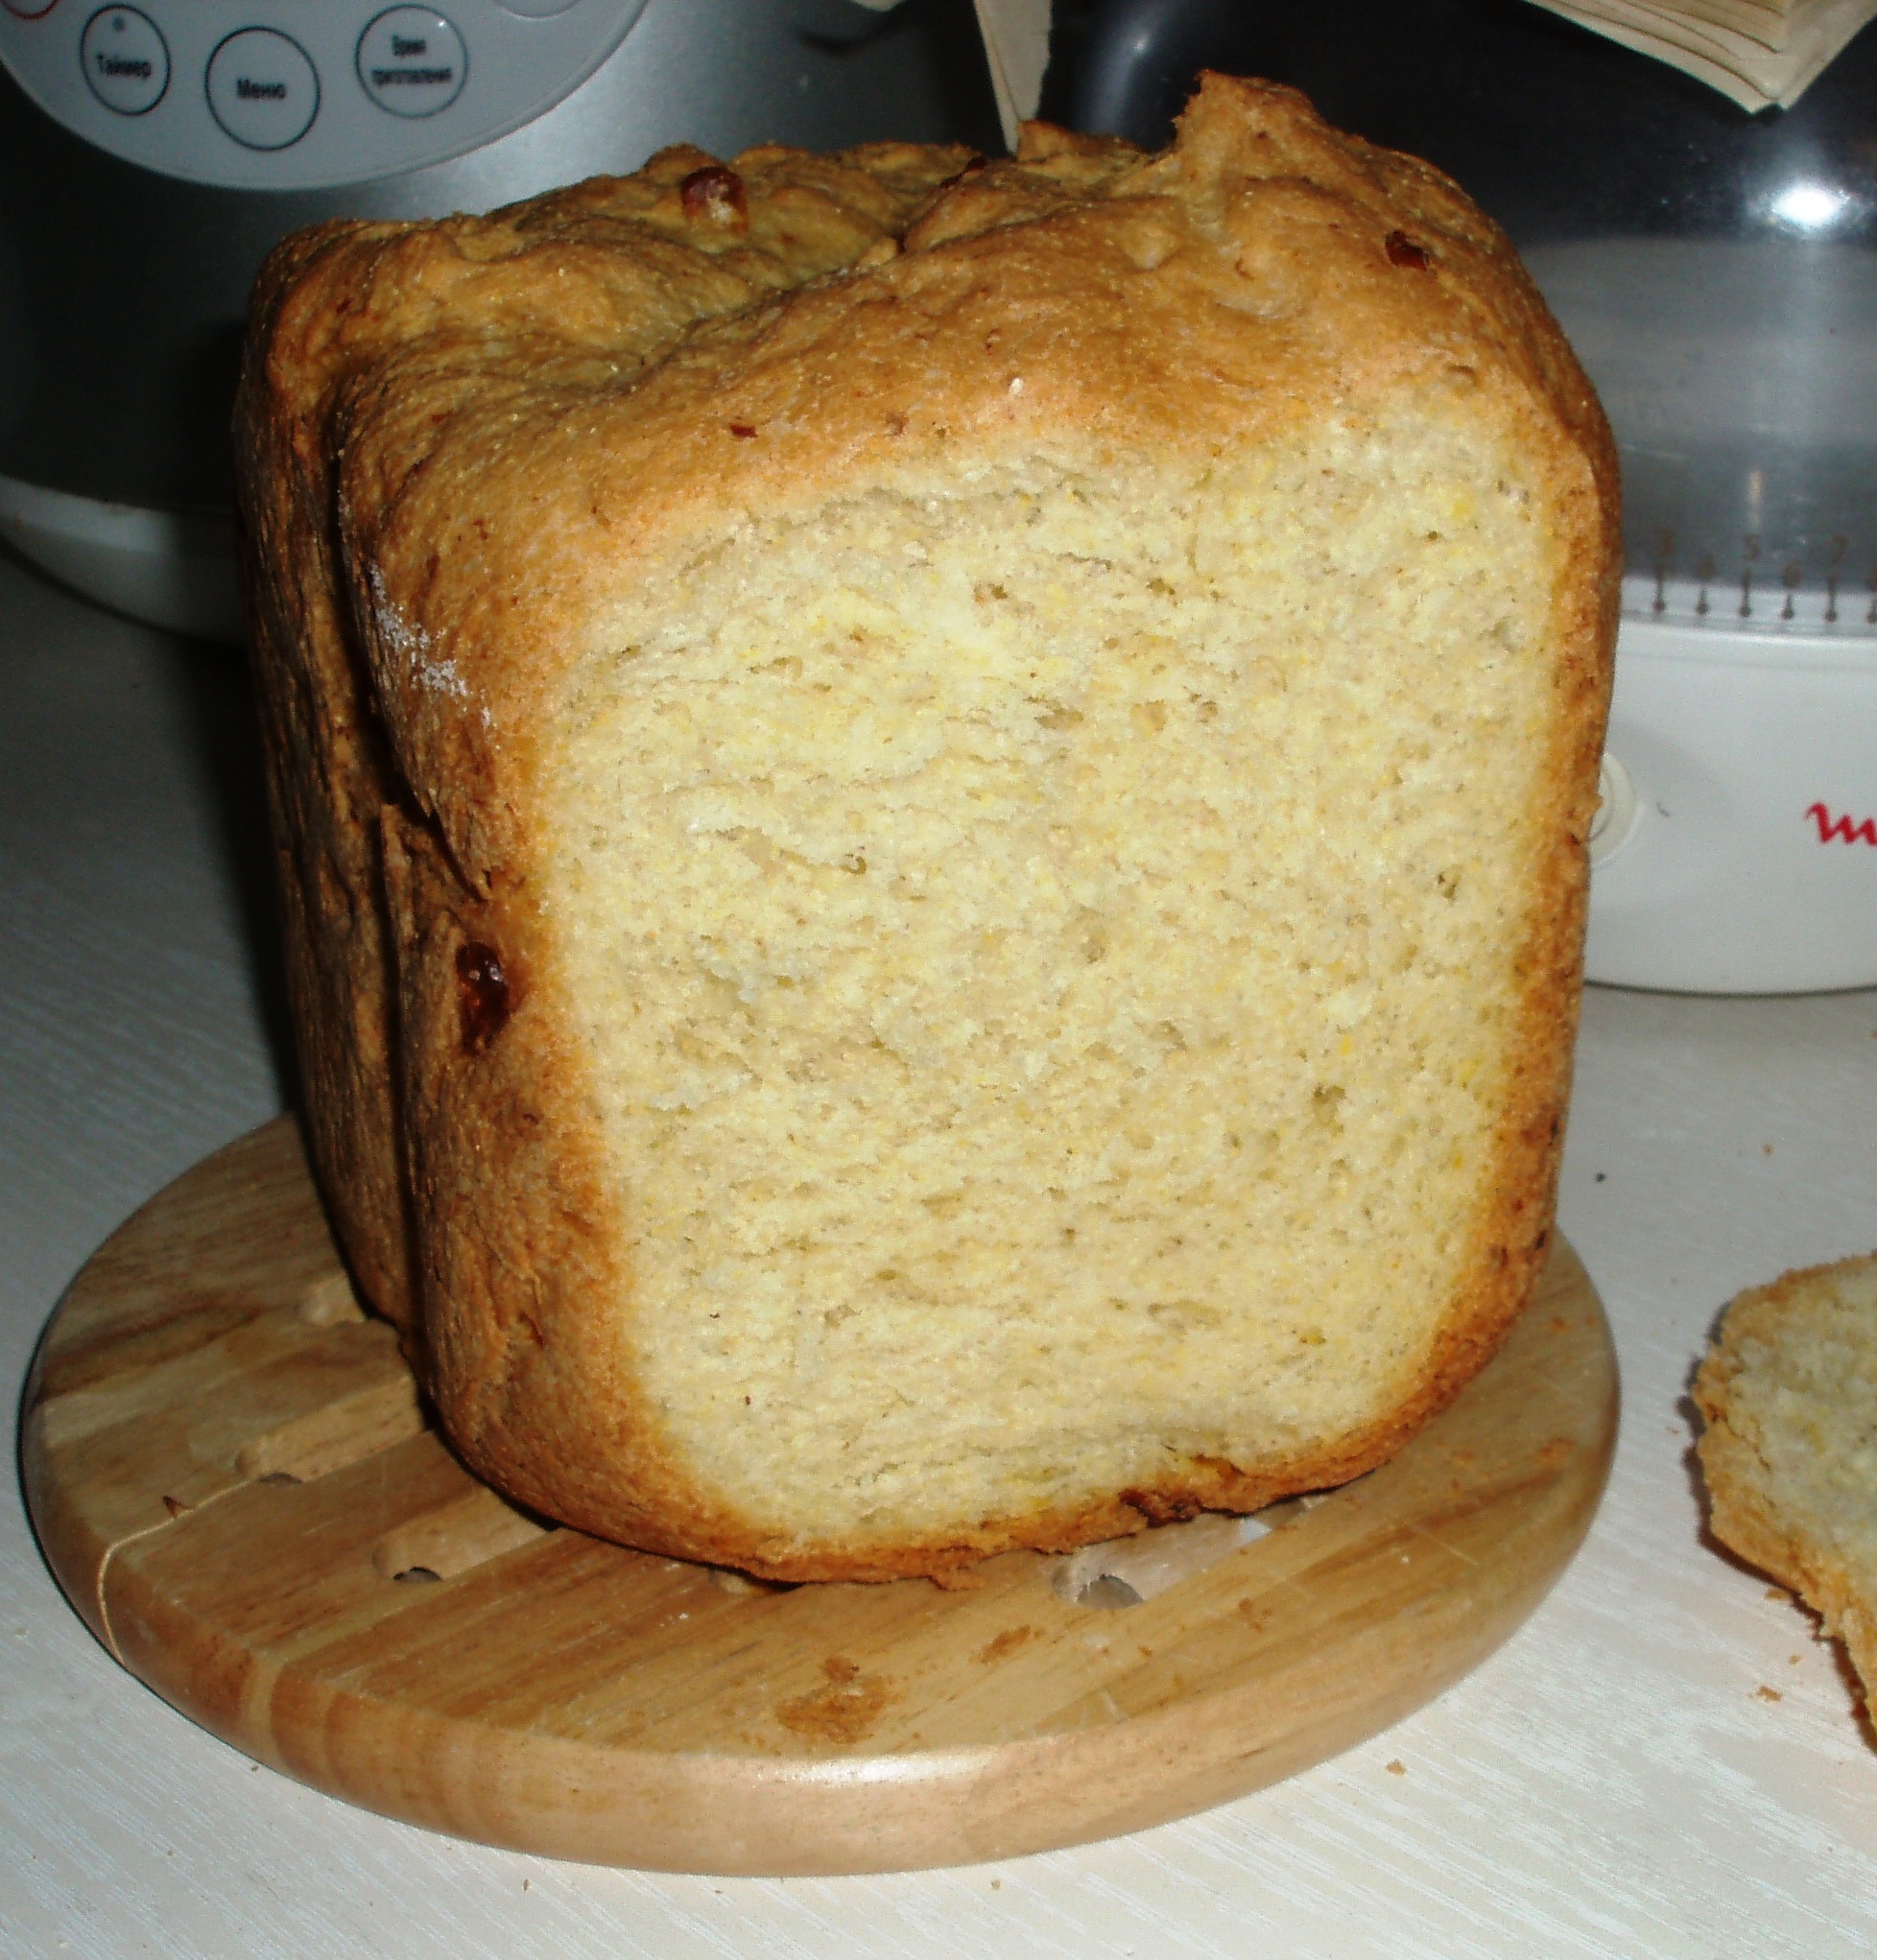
(0, 0, 999, 638)
(1056, 0, 1877, 993)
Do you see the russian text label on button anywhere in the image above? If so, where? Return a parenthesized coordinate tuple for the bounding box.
(80, 7, 169, 115)
(205, 29, 320, 151)
(357, 8, 467, 118)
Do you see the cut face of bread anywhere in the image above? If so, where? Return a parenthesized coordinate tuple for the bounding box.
(553, 425, 1560, 1547)
(238, 76, 1618, 1579)
(1696, 1254, 1877, 1704)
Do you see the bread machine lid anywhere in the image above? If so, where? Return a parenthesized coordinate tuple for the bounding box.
(0, 0, 651, 192)
(1059, 0, 1877, 626)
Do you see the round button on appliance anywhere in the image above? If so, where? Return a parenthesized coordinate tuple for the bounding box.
(205, 29, 319, 151)
(80, 7, 169, 115)
(357, 8, 466, 118)
(6, 0, 62, 21)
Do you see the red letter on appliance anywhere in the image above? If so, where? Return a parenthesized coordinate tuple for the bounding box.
(1806, 802, 1877, 845)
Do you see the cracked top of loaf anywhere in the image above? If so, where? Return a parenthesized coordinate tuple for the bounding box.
(242, 74, 1611, 886)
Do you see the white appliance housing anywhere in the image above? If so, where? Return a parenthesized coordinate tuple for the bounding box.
(1590, 579, 1877, 991)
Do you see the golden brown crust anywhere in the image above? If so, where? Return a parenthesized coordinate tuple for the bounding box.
(238, 222, 418, 1329)
(1695, 1254, 1877, 1701)
(238, 76, 1617, 1583)
(235, 135, 979, 1333)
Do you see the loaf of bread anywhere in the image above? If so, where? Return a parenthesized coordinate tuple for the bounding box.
(1696, 1253, 1877, 1703)
(235, 76, 1618, 1581)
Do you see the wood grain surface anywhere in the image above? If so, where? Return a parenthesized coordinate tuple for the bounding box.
(22, 1117, 1617, 1876)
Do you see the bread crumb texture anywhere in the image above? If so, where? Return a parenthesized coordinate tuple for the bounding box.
(1696, 1252, 1877, 1705)
(238, 75, 1617, 1579)
(559, 436, 1552, 1539)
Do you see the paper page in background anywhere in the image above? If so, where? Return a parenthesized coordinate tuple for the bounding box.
(850, 0, 1051, 152)
(1525, 0, 1877, 107)
(973, 0, 1052, 150)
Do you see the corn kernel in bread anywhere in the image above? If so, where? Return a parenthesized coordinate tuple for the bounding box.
(236, 77, 1619, 1581)
(1696, 1253, 1877, 1703)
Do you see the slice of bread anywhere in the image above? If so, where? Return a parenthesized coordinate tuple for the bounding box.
(236, 76, 1618, 1581)
(1696, 1253, 1877, 1702)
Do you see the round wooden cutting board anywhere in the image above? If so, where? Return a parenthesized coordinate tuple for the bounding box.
(23, 1118, 1617, 1876)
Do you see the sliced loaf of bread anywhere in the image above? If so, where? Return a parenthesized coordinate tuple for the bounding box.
(236, 77, 1619, 1580)
(1696, 1252, 1877, 1701)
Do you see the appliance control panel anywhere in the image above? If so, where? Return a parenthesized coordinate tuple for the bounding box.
(0, 0, 649, 190)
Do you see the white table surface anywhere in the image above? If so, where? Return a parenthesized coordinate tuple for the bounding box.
(4, 546, 1875, 1959)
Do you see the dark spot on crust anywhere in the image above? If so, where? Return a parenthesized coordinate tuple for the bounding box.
(680, 164, 748, 229)
(1386, 229, 1433, 270)
(1119, 1488, 1205, 1526)
(456, 941, 511, 1054)
(727, 422, 757, 439)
